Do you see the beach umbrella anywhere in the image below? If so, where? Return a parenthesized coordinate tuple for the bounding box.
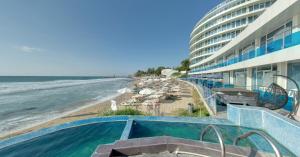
(111, 100, 117, 111)
(142, 100, 152, 106)
(139, 88, 155, 95)
(148, 94, 162, 99)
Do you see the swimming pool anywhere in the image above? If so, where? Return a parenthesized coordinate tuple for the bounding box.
(0, 122, 126, 157)
(0, 117, 296, 157)
(129, 121, 295, 156)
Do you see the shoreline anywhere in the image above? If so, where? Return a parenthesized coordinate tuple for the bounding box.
(0, 79, 198, 140)
(0, 91, 133, 140)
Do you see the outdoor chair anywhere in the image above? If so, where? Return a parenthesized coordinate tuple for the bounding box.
(256, 82, 289, 110)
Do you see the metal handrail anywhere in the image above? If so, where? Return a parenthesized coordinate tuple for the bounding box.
(234, 130, 282, 157)
(200, 124, 225, 157)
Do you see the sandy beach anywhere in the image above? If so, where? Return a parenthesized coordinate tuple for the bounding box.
(0, 78, 198, 140)
(0, 92, 133, 140)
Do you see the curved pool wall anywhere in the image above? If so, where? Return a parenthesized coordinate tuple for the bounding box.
(0, 114, 298, 156)
(0, 121, 126, 157)
(228, 104, 300, 156)
(0, 116, 231, 150)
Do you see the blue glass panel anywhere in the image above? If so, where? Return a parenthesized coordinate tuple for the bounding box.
(249, 50, 255, 59)
(267, 39, 283, 53)
(285, 31, 300, 48)
(256, 47, 266, 56)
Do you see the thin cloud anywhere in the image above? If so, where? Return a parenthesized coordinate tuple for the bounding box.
(18, 46, 44, 53)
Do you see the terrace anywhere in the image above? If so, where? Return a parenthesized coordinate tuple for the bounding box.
(0, 105, 299, 156)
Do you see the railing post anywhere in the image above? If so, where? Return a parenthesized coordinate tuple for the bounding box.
(234, 130, 282, 157)
(200, 125, 225, 157)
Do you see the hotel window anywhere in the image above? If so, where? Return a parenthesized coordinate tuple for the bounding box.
(254, 15, 258, 20)
(227, 23, 231, 29)
(248, 16, 253, 23)
(232, 11, 236, 17)
(253, 65, 277, 89)
(267, 25, 284, 42)
(288, 62, 300, 91)
(242, 8, 247, 13)
(254, 4, 259, 10)
(234, 69, 247, 88)
(236, 20, 241, 27)
(259, 3, 265, 9)
(265, 1, 271, 7)
(284, 21, 293, 37)
(241, 18, 246, 25)
(249, 5, 253, 12)
(231, 22, 235, 28)
(231, 32, 236, 38)
(223, 72, 231, 85)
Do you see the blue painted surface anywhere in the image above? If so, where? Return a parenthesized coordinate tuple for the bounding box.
(0, 114, 297, 156)
(120, 120, 134, 140)
(190, 31, 300, 73)
(0, 116, 232, 150)
(0, 116, 129, 150)
(239, 108, 263, 129)
(187, 78, 293, 112)
(227, 105, 300, 156)
(0, 121, 126, 157)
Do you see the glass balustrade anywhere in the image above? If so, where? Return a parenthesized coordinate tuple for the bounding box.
(191, 31, 300, 73)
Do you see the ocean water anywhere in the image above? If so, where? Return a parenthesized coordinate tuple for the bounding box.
(0, 76, 132, 135)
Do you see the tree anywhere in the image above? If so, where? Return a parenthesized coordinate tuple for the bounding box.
(155, 66, 165, 76)
(181, 59, 190, 71)
(134, 70, 145, 77)
(134, 66, 166, 77)
(175, 59, 190, 72)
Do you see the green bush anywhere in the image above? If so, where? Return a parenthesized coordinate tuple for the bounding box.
(192, 88, 210, 116)
(102, 108, 145, 116)
(176, 107, 209, 117)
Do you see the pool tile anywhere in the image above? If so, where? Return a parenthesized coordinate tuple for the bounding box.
(227, 105, 300, 156)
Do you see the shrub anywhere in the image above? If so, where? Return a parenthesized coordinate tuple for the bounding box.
(102, 108, 145, 116)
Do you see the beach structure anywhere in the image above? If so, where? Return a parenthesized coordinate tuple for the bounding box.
(187, 0, 300, 119)
(161, 69, 178, 78)
(111, 100, 118, 111)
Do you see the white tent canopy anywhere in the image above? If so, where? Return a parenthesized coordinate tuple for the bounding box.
(139, 88, 155, 95)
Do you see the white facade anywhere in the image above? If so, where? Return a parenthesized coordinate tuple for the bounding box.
(189, 0, 276, 71)
(188, 0, 300, 116)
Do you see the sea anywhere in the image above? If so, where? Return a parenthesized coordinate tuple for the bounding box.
(0, 76, 132, 136)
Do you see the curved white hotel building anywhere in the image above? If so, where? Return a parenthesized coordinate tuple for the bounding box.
(189, 0, 300, 92)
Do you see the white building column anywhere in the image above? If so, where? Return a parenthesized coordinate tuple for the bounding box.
(277, 62, 288, 89)
(292, 14, 300, 33)
(230, 71, 234, 85)
(246, 68, 252, 90)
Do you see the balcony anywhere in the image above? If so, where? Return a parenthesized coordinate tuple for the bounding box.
(190, 31, 300, 73)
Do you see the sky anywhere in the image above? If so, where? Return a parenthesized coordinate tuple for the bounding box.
(0, 0, 222, 76)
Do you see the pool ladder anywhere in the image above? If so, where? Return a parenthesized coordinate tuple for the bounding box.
(175, 124, 282, 157)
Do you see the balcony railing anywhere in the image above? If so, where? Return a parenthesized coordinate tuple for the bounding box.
(183, 77, 295, 112)
(190, 30, 300, 73)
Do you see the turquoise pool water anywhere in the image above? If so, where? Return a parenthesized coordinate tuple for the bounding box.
(129, 121, 296, 157)
(0, 120, 296, 157)
(0, 121, 126, 157)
